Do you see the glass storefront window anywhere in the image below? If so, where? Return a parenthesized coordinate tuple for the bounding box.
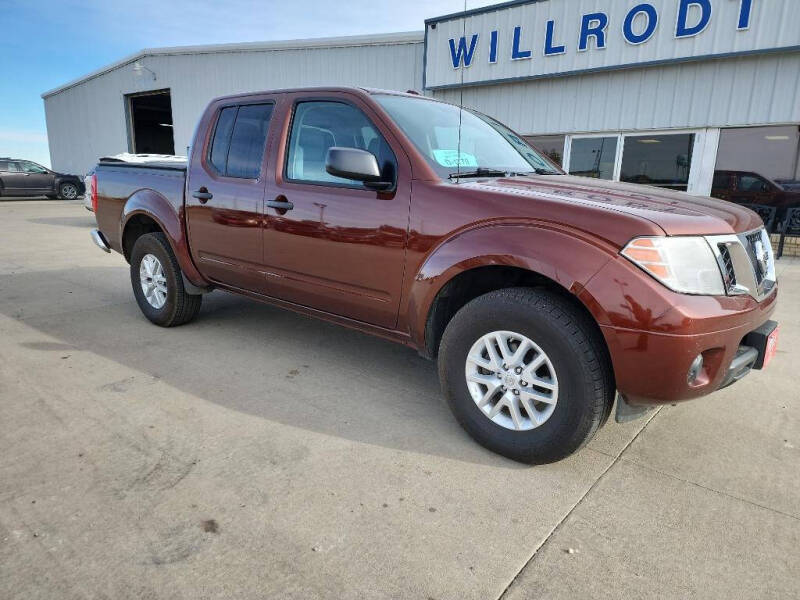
(619, 134, 695, 191)
(568, 137, 617, 180)
(524, 135, 566, 167)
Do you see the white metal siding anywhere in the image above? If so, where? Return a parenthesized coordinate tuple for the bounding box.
(432, 52, 800, 135)
(44, 36, 424, 174)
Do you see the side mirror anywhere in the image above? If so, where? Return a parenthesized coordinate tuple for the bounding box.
(325, 147, 392, 191)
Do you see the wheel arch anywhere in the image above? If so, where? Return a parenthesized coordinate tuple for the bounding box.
(120, 189, 208, 288)
(406, 224, 618, 360)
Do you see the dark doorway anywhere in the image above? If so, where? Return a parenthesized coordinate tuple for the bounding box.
(127, 90, 175, 154)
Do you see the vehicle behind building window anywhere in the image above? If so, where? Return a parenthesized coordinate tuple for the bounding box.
(208, 103, 273, 179)
(713, 171, 732, 190)
(286, 101, 396, 188)
(738, 174, 772, 192)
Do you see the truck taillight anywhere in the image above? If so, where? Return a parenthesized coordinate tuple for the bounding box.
(91, 174, 98, 212)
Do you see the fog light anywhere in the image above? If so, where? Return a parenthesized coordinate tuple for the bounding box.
(687, 354, 704, 384)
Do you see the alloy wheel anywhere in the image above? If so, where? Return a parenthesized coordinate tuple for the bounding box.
(139, 254, 168, 309)
(465, 330, 559, 431)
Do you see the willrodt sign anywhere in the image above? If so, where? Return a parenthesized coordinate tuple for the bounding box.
(424, 0, 800, 89)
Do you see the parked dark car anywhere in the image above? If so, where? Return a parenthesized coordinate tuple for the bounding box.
(712, 170, 800, 231)
(0, 158, 85, 199)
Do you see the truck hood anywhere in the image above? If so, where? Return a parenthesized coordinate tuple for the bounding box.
(465, 174, 763, 236)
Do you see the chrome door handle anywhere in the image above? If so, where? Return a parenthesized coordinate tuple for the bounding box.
(266, 199, 294, 211)
(192, 189, 213, 203)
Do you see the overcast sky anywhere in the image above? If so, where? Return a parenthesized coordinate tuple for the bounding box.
(0, 0, 494, 168)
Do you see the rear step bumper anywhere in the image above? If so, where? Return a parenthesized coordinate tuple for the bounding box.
(91, 229, 110, 253)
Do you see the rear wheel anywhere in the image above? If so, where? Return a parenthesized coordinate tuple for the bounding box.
(58, 182, 79, 199)
(130, 233, 202, 327)
(438, 288, 614, 464)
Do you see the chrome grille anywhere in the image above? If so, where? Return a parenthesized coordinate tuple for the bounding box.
(718, 244, 736, 286)
(706, 228, 776, 301)
(744, 232, 766, 286)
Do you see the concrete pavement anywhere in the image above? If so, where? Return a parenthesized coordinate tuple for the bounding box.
(0, 200, 797, 599)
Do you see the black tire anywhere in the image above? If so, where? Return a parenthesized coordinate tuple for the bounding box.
(438, 287, 614, 464)
(58, 182, 79, 200)
(130, 232, 202, 327)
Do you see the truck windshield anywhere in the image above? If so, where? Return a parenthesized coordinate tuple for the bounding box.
(373, 94, 561, 179)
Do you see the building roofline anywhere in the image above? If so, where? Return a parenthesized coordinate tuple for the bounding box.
(41, 30, 424, 99)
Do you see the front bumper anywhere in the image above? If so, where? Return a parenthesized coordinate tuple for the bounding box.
(580, 255, 778, 406)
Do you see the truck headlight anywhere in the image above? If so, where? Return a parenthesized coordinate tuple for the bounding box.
(621, 236, 725, 296)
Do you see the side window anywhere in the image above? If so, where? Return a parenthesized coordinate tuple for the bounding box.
(5, 162, 21, 172)
(739, 174, 769, 192)
(712, 172, 730, 190)
(209, 107, 236, 174)
(207, 103, 273, 178)
(286, 101, 396, 188)
(21, 162, 48, 174)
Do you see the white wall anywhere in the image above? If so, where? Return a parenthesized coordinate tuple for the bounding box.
(432, 52, 800, 137)
(43, 33, 424, 175)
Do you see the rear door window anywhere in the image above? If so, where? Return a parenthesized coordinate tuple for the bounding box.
(0, 161, 20, 172)
(207, 103, 273, 178)
(226, 104, 274, 178)
(209, 107, 237, 174)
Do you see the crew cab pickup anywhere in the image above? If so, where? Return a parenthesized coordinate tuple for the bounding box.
(91, 87, 779, 463)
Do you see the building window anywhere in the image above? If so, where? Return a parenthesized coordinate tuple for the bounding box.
(620, 133, 695, 192)
(524, 135, 565, 167)
(568, 137, 617, 180)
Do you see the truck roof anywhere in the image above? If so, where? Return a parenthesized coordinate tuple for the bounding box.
(207, 86, 427, 104)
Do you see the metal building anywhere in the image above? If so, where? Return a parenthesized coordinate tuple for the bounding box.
(42, 32, 424, 175)
(43, 0, 800, 200)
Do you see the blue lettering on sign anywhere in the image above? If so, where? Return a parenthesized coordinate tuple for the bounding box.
(737, 0, 754, 30)
(676, 0, 712, 38)
(445, 0, 757, 70)
(449, 34, 479, 68)
(544, 20, 566, 56)
(511, 26, 532, 60)
(579, 12, 608, 51)
(623, 4, 659, 45)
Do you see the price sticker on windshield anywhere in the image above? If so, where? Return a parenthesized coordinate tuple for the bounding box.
(432, 150, 478, 168)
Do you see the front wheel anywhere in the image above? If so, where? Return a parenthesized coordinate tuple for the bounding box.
(58, 182, 79, 199)
(438, 288, 614, 464)
(130, 233, 202, 327)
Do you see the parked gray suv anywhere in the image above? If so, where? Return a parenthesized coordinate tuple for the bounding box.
(0, 158, 85, 199)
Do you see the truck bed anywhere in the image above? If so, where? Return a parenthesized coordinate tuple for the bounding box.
(94, 161, 186, 257)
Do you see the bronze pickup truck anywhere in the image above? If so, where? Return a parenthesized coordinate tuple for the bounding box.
(91, 87, 779, 463)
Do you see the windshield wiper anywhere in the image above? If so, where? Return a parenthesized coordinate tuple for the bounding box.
(448, 167, 510, 179)
(448, 167, 562, 179)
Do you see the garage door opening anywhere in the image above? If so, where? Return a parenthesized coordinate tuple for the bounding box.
(127, 90, 175, 155)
